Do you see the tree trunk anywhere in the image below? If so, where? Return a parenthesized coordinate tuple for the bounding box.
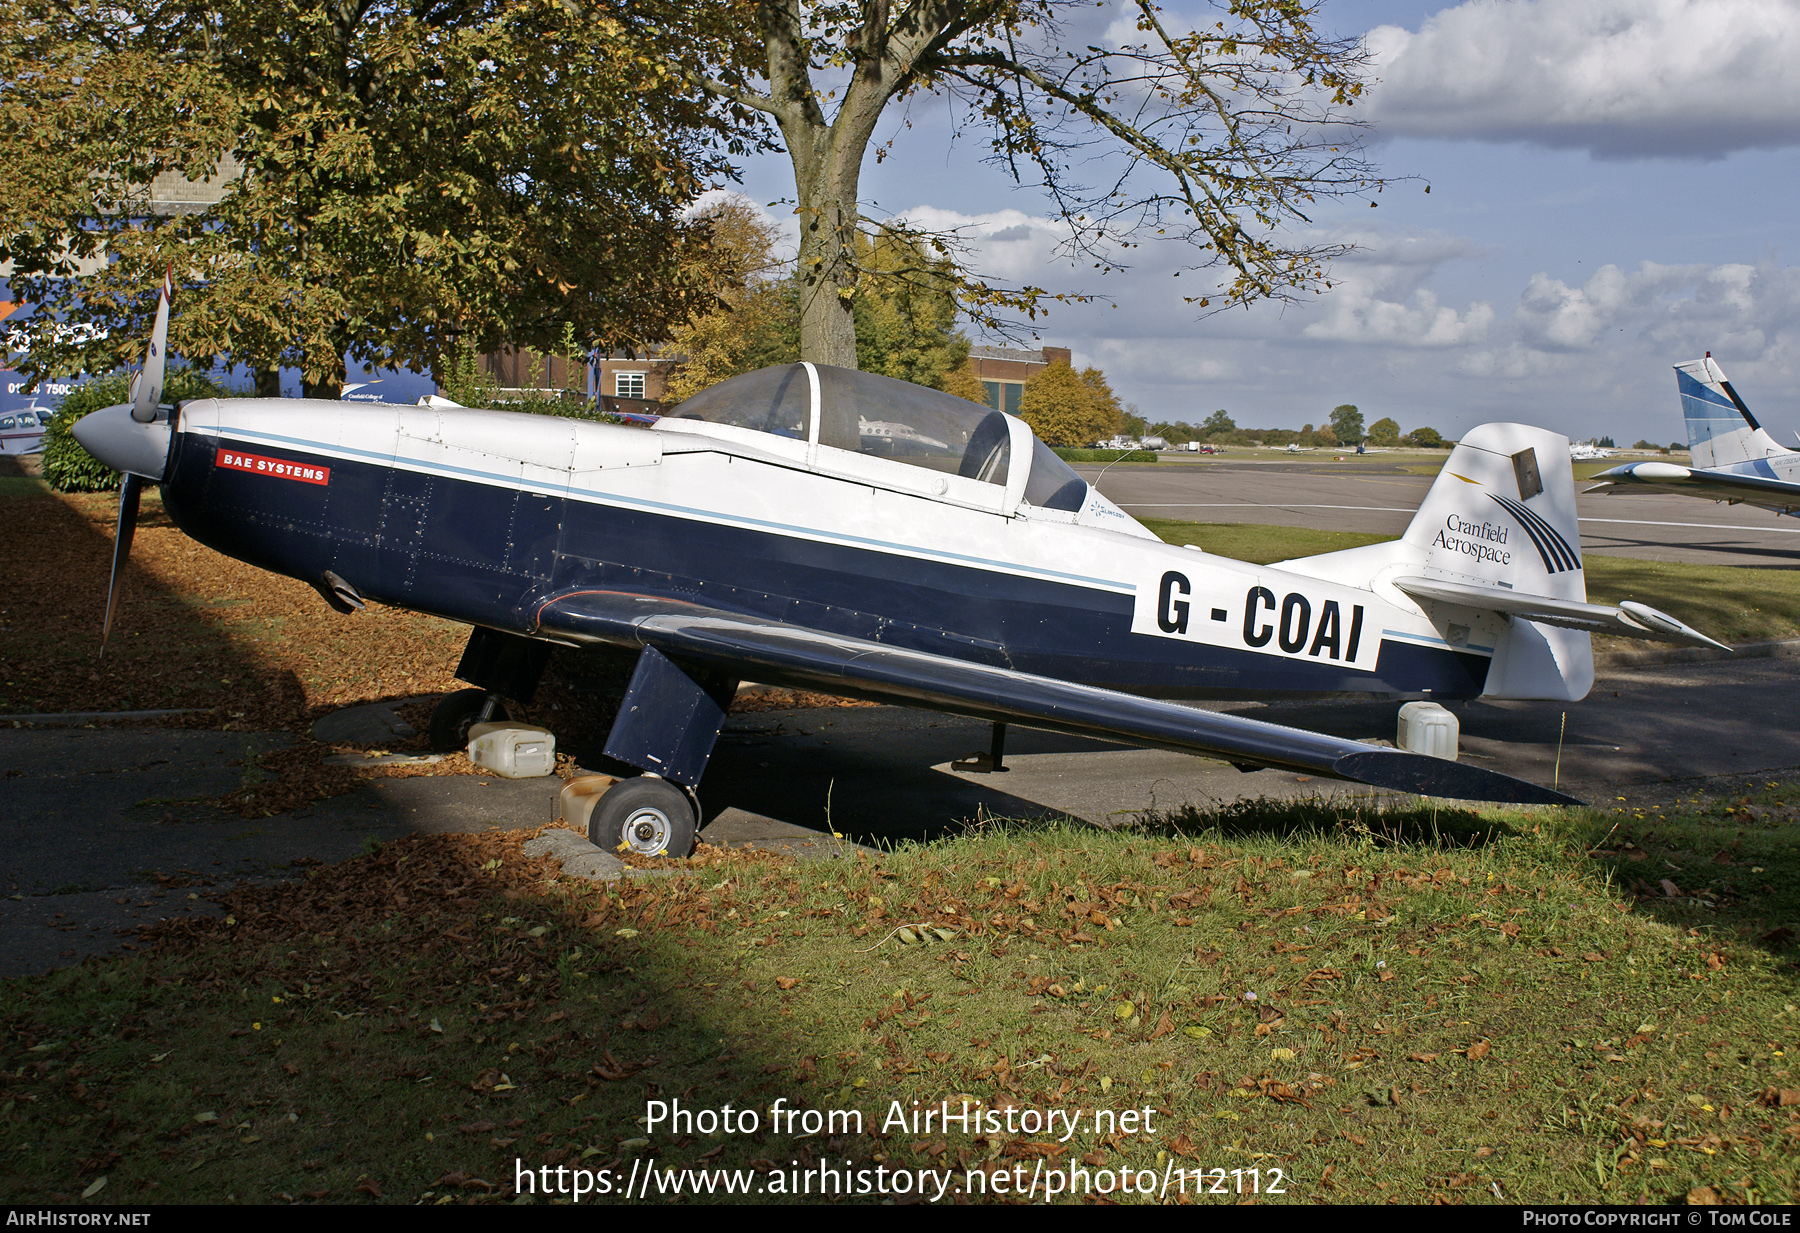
(300, 359, 344, 400)
(301, 325, 348, 400)
(791, 143, 861, 370)
(762, 0, 896, 370)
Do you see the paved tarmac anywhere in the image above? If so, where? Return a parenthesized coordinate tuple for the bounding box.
(1077, 458, 1800, 569)
(5, 651, 1797, 979)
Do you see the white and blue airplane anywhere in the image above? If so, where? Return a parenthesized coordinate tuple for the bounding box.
(1589, 354, 1800, 515)
(0, 404, 52, 455)
(73, 284, 1726, 855)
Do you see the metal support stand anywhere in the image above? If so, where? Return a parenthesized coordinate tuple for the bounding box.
(953, 721, 1010, 772)
(475, 692, 503, 725)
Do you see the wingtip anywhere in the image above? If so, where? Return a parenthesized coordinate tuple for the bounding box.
(1333, 749, 1583, 808)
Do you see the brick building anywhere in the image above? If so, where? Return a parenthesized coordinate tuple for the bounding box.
(590, 350, 680, 416)
(967, 345, 1072, 416)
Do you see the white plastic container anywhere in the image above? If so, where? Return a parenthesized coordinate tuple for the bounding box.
(467, 722, 557, 778)
(1396, 701, 1459, 761)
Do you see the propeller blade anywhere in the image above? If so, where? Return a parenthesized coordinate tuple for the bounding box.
(130, 270, 172, 425)
(101, 473, 143, 657)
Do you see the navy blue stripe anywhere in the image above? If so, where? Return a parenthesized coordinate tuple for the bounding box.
(1495, 494, 1578, 571)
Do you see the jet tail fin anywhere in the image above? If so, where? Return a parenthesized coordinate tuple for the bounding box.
(1676, 354, 1786, 468)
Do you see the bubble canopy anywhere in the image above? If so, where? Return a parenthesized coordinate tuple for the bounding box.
(666, 362, 1089, 512)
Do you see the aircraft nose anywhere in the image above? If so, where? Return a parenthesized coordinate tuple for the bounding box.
(72, 403, 173, 481)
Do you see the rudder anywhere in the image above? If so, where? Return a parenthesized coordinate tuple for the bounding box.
(1675, 355, 1783, 469)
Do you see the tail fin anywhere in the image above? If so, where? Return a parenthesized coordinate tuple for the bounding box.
(1403, 423, 1587, 602)
(1278, 424, 1594, 700)
(1403, 424, 1593, 699)
(1675, 354, 1786, 468)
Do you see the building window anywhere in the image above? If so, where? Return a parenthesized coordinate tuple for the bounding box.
(616, 372, 646, 399)
(982, 380, 1023, 416)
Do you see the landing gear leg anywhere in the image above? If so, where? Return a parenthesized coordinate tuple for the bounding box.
(595, 646, 738, 859)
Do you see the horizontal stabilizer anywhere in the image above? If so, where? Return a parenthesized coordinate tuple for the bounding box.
(1393, 575, 1728, 650)
(1586, 460, 1800, 514)
(532, 589, 1581, 807)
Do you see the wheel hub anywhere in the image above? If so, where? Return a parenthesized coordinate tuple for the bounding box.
(622, 807, 673, 856)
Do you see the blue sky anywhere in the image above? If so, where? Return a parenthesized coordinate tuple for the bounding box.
(727, 0, 1800, 444)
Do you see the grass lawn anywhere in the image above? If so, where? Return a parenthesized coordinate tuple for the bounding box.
(3, 792, 1796, 1205)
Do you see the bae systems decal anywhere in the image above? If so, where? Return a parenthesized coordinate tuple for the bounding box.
(1130, 570, 1377, 670)
(217, 449, 331, 485)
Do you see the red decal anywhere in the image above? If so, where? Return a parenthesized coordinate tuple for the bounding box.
(217, 449, 330, 486)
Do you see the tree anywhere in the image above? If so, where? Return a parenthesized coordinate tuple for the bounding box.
(0, 0, 741, 395)
(1330, 404, 1364, 445)
(1018, 360, 1105, 447)
(1078, 366, 1125, 438)
(651, 0, 1383, 366)
(1405, 426, 1444, 449)
(943, 359, 987, 405)
(1202, 409, 1237, 438)
(664, 198, 801, 402)
(851, 229, 970, 389)
(1367, 416, 1400, 447)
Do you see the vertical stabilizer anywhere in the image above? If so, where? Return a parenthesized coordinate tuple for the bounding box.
(1403, 424, 1587, 602)
(1402, 424, 1593, 700)
(1676, 355, 1785, 468)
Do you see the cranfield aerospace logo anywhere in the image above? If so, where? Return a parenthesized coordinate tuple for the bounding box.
(1433, 512, 1512, 566)
(1434, 496, 1580, 575)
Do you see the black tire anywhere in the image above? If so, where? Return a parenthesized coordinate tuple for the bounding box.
(589, 776, 697, 859)
(427, 688, 510, 753)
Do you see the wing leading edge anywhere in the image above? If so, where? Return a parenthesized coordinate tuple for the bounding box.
(531, 590, 1581, 807)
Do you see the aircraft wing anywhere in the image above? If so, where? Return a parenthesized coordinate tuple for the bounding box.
(1586, 461, 1800, 515)
(1392, 576, 1728, 650)
(530, 589, 1580, 806)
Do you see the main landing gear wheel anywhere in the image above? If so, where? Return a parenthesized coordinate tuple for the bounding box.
(427, 688, 511, 753)
(590, 776, 697, 859)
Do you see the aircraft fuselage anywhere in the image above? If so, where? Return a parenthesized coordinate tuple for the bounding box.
(157, 398, 1489, 705)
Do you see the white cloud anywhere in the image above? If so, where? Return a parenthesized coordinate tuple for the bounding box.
(830, 197, 1800, 439)
(1298, 229, 1496, 346)
(1364, 0, 1800, 158)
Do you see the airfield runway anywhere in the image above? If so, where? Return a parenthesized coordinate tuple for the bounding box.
(1075, 456, 1800, 569)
